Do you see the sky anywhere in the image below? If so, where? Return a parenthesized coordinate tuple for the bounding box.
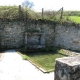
(0, 0, 80, 12)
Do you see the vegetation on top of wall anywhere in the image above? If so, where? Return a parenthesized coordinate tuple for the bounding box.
(37, 10, 80, 24)
(0, 18, 56, 24)
(0, 18, 79, 27)
(0, 6, 80, 25)
(61, 20, 80, 26)
(0, 6, 19, 19)
(0, 17, 79, 27)
(0, 6, 36, 19)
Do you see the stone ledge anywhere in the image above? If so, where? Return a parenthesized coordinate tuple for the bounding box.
(27, 59, 47, 73)
(55, 55, 80, 80)
(56, 55, 80, 66)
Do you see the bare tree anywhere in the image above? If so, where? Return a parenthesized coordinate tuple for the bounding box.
(22, 0, 34, 8)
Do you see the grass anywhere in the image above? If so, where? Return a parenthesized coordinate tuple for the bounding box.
(0, 6, 36, 19)
(17, 51, 28, 60)
(69, 16, 80, 23)
(64, 16, 80, 23)
(22, 55, 28, 60)
(20, 47, 69, 72)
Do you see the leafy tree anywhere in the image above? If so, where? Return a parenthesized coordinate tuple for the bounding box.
(22, 0, 34, 8)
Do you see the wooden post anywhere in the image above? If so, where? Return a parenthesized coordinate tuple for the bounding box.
(60, 7, 63, 19)
(19, 5, 22, 20)
(42, 8, 44, 19)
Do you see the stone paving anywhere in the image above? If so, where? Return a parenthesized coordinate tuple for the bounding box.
(0, 50, 54, 80)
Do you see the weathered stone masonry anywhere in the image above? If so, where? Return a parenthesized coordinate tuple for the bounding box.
(0, 20, 80, 51)
(55, 55, 80, 80)
(0, 20, 55, 48)
(0, 22, 25, 48)
(54, 23, 80, 50)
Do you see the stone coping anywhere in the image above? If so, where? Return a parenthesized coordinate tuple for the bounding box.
(56, 55, 80, 66)
(25, 32, 44, 35)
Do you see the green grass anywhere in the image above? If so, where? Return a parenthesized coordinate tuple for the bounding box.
(17, 51, 29, 60)
(0, 6, 36, 19)
(22, 55, 28, 60)
(21, 48, 68, 72)
(64, 16, 80, 23)
(69, 16, 80, 23)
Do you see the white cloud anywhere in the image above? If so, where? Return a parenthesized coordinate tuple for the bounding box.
(32, 0, 80, 11)
(0, 0, 24, 5)
(0, 0, 80, 12)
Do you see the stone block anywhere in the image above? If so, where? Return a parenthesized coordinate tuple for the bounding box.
(55, 55, 80, 80)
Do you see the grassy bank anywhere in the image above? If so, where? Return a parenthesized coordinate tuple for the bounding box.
(69, 16, 80, 23)
(63, 16, 80, 23)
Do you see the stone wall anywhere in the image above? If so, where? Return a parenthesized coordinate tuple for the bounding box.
(0, 20, 55, 48)
(54, 23, 80, 51)
(55, 55, 80, 80)
(0, 22, 25, 48)
(0, 20, 80, 50)
(25, 20, 55, 46)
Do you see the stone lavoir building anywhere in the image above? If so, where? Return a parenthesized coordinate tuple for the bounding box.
(1, 19, 80, 80)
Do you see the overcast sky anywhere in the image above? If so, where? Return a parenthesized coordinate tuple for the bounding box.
(0, 0, 80, 12)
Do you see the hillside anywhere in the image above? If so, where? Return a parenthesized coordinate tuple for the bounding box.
(0, 6, 36, 19)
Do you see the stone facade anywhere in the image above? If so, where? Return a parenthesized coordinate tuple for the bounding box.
(0, 22, 25, 48)
(54, 24, 80, 51)
(0, 20, 80, 50)
(25, 32, 45, 49)
(55, 55, 80, 80)
(0, 20, 55, 48)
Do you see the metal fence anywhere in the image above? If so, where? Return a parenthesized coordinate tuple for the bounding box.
(0, 5, 63, 20)
(41, 7, 63, 20)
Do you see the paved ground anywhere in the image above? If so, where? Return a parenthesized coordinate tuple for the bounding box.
(0, 50, 54, 80)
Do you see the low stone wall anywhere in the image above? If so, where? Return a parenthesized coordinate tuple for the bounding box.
(55, 55, 80, 80)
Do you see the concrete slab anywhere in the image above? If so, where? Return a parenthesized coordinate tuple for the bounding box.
(0, 50, 54, 80)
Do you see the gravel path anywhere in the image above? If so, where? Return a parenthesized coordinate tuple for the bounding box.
(0, 50, 54, 80)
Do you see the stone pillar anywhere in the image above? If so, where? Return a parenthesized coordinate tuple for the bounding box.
(54, 55, 80, 80)
(40, 33, 45, 45)
(25, 33, 27, 45)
